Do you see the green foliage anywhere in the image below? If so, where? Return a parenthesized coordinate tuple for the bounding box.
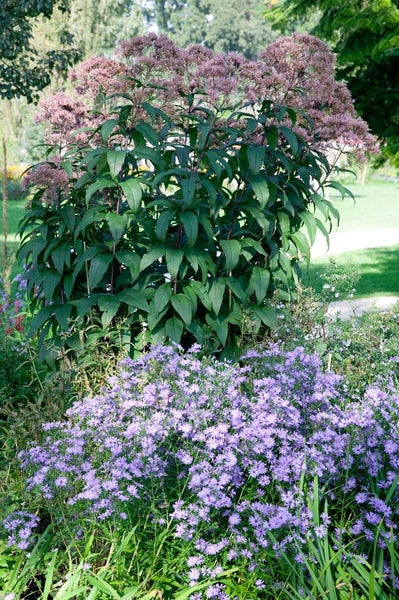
(264, 286, 399, 394)
(0, 0, 80, 102)
(318, 259, 359, 302)
(19, 97, 342, 358)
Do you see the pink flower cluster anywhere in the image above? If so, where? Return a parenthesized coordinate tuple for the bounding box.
(35, 33, 378, 157)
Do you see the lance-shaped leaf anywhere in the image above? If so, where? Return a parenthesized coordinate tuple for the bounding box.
(208, 278, 226, 315)
(152, 283, 173, 315)
(166, 248, 184, 279)
(252, 304, 277, 329)
(85, 178, 116, 203)
(88, 253, 113, 290)
(249, 267, 270, 303)
(98, 295, 121, 329)
(249, 175, 270, 209)
(165, 316, 184, 343)
(171, 293, 193, 325)
(220, 239, 241, 271)
(119, 178, 142, 212)
(106, 213, 127, 243)
(180, 211, 198, 247)
(107, 149, 127, 178)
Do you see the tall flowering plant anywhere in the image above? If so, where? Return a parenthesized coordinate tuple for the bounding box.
(19, 33, 378, 357)
(5, 344, 399, 596)
(19, 92, 348, 357)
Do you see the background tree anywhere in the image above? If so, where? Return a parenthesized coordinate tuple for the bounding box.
(166, 0, 277, 58)
(267, 0, 399, 166)
(0, 0, 79, 103)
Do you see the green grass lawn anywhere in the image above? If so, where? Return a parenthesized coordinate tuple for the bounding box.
(328, 181, 399, 233)
(304, 181, 399, 298)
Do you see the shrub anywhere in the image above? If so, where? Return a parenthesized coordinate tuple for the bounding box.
(4, 344, 399, 597)
(19, 95, 346, 358)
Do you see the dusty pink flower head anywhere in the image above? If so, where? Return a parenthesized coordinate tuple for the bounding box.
(35, 33, 378, 162)
(23, 156, 70, 206)
(35, 92, 88, 150)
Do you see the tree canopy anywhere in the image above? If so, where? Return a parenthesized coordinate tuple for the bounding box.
(167, 0, 277, 58)
(0, 0, 80, 102)
(267, 0, 399, 165)
(140, 0, 276, 58)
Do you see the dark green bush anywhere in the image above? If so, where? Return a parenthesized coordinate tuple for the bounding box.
(19, 97, 344, 358)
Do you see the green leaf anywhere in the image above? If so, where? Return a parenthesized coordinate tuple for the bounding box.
(119, 179, 142, 212)
(155, 210, 175, 241)
(85, 178, 115, 203)
(300, 210, 317, 245)
(249, 267, 270, 303)
(279, 125, 299, 154)
(165, 248, 184, 279)
(252, 304, 277, 328)
(266, 126, 278, 148)
(43, 269, 61, 300)
(152, 283, 172, 315)
(85, 574, 121, 599)
(291, 230, 311, 258)
(249, 175, 270, 209)
(59, 205, 76, 231)
(88, 253, 113, 289)
(51, 242, 69, 274)
(134, 121, 160, 146)
(189, 280, 212, 310)
(171, 293, 193, 325)
(180, 211, 198, 247)
(208, 278, 226, 315)
(181, 177, 196, 208)
(54, 303, 72, 330)
(27, 306, 54, 337)
(140, 245, 166, 272)
(74, 296, 99, 319)
(106, 213, 127, 242)
(165, 316, 184, 343)
(220, 239, 241, 271)
(315, 217, 331, 248)
(247, 145, 266, 174)
(98, 295, 121, 329)
(118, 289, 150, 313)
(277, 211, 291, 235)
(226, 277, 248, 302)
(107, 149, 127, 178)
(100, 118, 119, 142)
(206, 313, 228, 346)
(116, 250, 141, 282)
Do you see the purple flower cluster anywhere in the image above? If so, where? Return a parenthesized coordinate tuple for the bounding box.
(7, 344, 399, 589)
(3, 511, 40, 550)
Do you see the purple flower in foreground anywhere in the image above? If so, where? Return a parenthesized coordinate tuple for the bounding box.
(5, 343, 399, 594)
